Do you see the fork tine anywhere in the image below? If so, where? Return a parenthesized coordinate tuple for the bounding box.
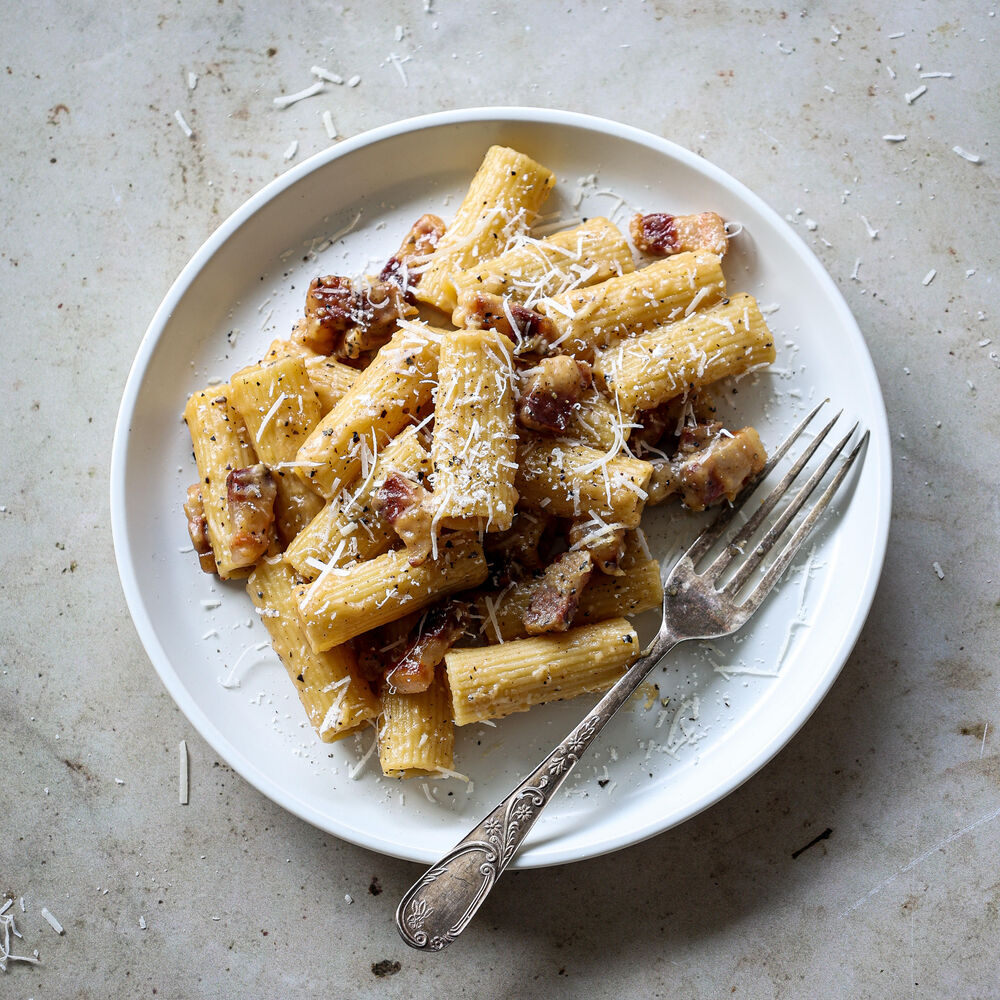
(700, 408, 843, 581)
(735, 431, 869, 619)
(724, 422, 861, 598)
(684, 399, 830, 566)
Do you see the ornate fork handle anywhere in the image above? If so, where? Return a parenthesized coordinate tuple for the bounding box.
(396, 631, 677, 951)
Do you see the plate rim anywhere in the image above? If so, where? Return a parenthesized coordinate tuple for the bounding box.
(110, 106, 892, 868)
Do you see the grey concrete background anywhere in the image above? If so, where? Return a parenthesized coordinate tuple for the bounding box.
(2, 1, 998, 997)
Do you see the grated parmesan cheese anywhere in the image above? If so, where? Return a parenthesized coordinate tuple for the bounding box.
(255, 392, 289, 442)
(274, 81, 325, 109)
(178, 740, 189, 804)
(311, 65, 343, 84)
(952, 146, 982, 164)
(386, 52, 410, 86)
(173, 109, 194, 138)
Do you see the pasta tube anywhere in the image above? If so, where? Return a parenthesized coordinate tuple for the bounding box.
(284, 425, 431, 580)
(247, 558, 379, 741)
(450, 216, 634, 312)
(303, 354, 357, 415)
(515, 440, 653, 527)
(257, 338, 357, 414)
(293, 321, 442, 499)
(229, 354, 325, 544)
(446, 618, 639, 725)
(431, 328, 518, 532)
(593, 293, 777, 414)
(377, 670, 454, 777)
(294, 534, 488, 651)
(415, 146, 556, 313)
(183, 385, 259, 579)
(537, 251, 726, 357)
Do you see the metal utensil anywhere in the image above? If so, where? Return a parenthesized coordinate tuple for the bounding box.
(397, 401, 867, 951)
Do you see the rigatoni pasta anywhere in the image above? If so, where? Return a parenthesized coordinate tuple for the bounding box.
(537, 251, 726, 358)
(229, 354, 325, 544)
(431, 328, 518, 532)
(377, 671, 454, 777)
(515, 441, 653, 527)
(294, 321, 441, 499)
(294, 534, 488, 652)
(593, 292, 776, 414)
(179, 143, 778, 782)
(415, 145, 556, 313)
(247, 558, 379, 740)
(446, 619, 639, 726)
(450, 216, 634, 314)
(183, 385, 260, 579)
(283, 424, 431, 581)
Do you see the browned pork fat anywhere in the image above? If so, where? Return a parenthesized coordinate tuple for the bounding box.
(523, 549, 594, 635)
(226, 464, 277, 567)
(517, 356, 593, 434)
(379, 213, 446, 297)
(385, 601, 468, 694)
(630, 211, 728, 258)
(674, 427, 766, 511)
(453, 290, 558, 354)
(568, 519, 627, 576)
(183, 484, 217, 574)
(374, 471, 435, 566)
(296, 274, 415, 361)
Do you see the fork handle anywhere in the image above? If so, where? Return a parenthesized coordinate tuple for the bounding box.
(395, 634, 678, 951)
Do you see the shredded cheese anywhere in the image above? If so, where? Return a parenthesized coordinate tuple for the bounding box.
(274, 81, 325, 109)
(178, 740, 189, 804)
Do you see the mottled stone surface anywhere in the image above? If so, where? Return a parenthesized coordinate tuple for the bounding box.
(2, 2, 997, 997)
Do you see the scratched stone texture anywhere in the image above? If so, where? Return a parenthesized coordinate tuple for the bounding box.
(1, 1, 998, 997)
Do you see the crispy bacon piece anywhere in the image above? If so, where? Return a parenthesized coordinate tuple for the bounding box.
(298, 275, 354, 354)
(453, 290, 558, 354)
(568, 519, 627, 576)
(632, 391, 719, 458)
(523, 550, 593, 635)
(183, 484, 217, 574)
(296, 275, 415, 362)
(374, 471, 435, 566)
(226, 464, 277, 567)
(385, 601, 468, 694)
(517, 356, 593, 434)
(675, 427, 766, 511)
(630, 211, 728, 257)
(678, 420, 724, 455)
(379, 213, 446, 297)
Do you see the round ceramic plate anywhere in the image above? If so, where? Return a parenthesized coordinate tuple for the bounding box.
(111, 108, 891, 868)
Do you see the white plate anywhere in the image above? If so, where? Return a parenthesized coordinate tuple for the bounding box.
(111, 108, 890, 868)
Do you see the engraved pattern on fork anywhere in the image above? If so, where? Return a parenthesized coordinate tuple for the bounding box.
(397, 402, 868, 951)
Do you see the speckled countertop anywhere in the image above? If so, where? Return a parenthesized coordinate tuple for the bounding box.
(2, 2, 998, 997)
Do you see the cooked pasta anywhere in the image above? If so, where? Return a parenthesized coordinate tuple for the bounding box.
(179, 144, 777, 780)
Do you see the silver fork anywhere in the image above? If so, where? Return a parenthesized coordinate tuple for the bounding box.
(396, 402, 868, 951)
